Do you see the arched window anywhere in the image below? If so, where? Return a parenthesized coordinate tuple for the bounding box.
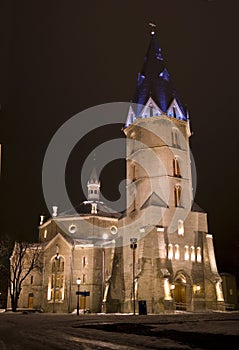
(168, 244, 173, 260)
(49, 255, 65, 302)
(174, 185, 182, 207)
(172, 128, 179, 148)
(173, 158, 181, 178)
(191, 246, 195, 262)
(196, 247, 202, 262)
(184, 245, 189, 260)
(178, 219, 184, 236)
(175, 244, 180, 260)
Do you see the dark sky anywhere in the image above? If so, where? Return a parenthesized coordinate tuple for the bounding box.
(0, 1, 238, 279)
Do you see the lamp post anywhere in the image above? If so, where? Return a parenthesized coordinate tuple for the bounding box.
(130, 238, 137, 315)
(76, 277, 81, 316)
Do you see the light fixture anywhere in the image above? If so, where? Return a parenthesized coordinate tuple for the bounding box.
(69, 224, 77, 234)
(76, 277, 81, 285)
(102, 233, 108, 240)
(110, 226, 118, 235)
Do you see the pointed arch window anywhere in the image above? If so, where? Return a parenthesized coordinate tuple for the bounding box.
(172, 128, 179, 148)
(174, 244, 180, 260)
(184, 245, 189, 261)
(174, 185, 182, 207)
(196, 247, 202, 263)
(173, 158, 181, 178)
(191, 246, 195, 262)
(168, 244, 173, 260)
(48, 255, 65, 302)
(178, 219, 184, 236)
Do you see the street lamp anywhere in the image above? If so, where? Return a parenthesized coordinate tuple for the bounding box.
(76, 277, 81, 315)
(130, 238, 137, 315)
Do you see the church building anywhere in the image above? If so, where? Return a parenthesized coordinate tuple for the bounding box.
(8, 29, 225, 313)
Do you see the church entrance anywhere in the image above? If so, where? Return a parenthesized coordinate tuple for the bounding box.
(28, 293, 34, 309)
(173, 272, 189, 310)
(174, 284, 186, 309)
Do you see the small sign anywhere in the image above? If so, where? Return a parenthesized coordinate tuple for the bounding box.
(76, 291, 90, 296)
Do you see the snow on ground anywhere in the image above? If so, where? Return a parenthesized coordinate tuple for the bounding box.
(0, 311, 239, 349)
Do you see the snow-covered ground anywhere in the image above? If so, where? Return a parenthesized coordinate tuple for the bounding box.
(0, 311, 239, 349)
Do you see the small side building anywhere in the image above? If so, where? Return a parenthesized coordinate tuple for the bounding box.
(220, 273, 238, 310)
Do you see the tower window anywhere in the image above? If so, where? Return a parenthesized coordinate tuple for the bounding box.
(172, 128, 179, 148)
(132, 164, 136, 181)
(82, 256, 86, 268)
(82, 274, 86, 283)
(173, 158, 181, 178)
(30, 275, 33, 284)
(174, 185, 182, 207)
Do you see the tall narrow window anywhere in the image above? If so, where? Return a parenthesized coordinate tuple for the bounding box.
(172, 128, 179, 148)
(82, 256, 86, 268)
(174, 185, 182, 207)
(175, 244, 180, 260)
(178, 219, 184, 236)
(50, 256, 65, 302)
(133, 198, 136, 211)
(149, 104, 154, 117)
(168, 244, 173, 260)
(184, 245, 189, 260)
(196, 247, 202, 262)
(132, 164, 136, 181)
(191, 246, 195, 262)
(82, 274, 86, 283)
(173, 158, 181, 177)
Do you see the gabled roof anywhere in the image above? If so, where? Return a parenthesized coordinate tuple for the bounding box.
(191, 202, 205, 213)
(58, 201, 122, 219)
(140, 192, 168, 210)
(127, 31, 187, 126)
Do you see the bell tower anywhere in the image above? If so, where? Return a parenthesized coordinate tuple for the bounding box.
(124, 27, 193, 223)
(87, 167, 100, 201)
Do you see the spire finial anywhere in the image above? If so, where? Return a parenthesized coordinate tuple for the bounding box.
(149, 22, 156, 35)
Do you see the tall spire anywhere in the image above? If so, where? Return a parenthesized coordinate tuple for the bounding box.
(128, 25, 187, 125)
(87, 167, 100, 201)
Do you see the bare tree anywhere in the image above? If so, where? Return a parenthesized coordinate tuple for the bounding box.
(9, 241, 41, 312)
(0, 235, 13, 308)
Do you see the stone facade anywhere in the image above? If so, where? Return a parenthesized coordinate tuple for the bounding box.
(8, 31, 225, 313)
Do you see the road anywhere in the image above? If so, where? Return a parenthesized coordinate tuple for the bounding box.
(0, 311, 239, 349)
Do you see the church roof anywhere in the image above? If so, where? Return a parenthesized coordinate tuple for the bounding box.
(140, 192, 168, 210)
(88, 167, 99, 184)
(129, 30, 187, 123)
(191, 202, 205, 213)
(58, 201, 122, 219)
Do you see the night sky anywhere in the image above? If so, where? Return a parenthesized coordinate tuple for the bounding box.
(0, 1, 238, 280)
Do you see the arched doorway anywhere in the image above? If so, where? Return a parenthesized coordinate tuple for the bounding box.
(28, 293, 34, 309)
(173, 272, 189, 310)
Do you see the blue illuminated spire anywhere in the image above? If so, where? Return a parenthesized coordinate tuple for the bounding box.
(130, 26, 187, 122)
